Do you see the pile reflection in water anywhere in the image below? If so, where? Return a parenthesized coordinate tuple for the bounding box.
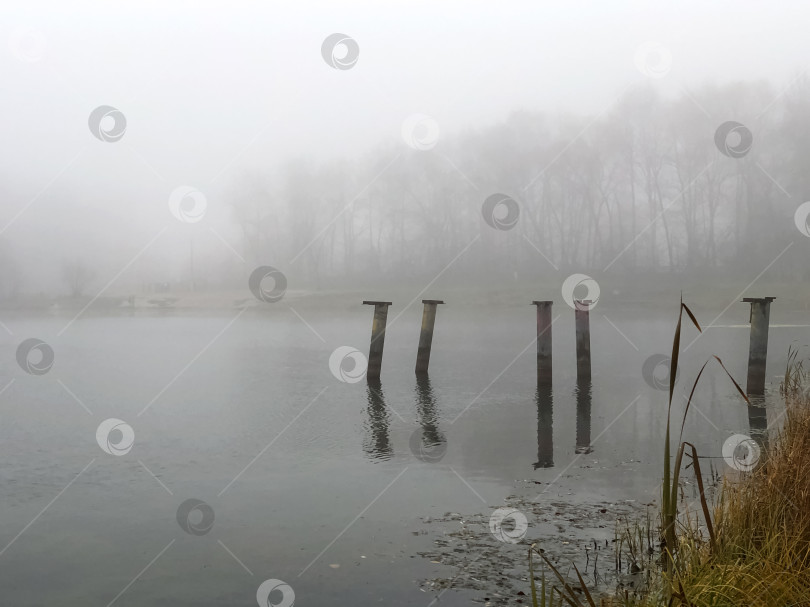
(364, 379, 393, 460)
(534, 383, 554, 469)
(575, 379, 593, 455)
(411, 375, 447, 463)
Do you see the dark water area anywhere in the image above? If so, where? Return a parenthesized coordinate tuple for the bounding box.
(0, 301, 799, 605)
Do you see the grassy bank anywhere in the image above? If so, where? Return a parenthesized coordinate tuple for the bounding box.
(530, 304, 810, 607)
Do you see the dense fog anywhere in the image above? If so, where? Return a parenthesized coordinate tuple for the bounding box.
(1, 1, 809, 299)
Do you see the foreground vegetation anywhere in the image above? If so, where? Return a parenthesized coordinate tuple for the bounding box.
(529, 301, 810, 606)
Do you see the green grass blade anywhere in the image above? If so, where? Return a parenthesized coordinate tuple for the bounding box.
(572, 563, 596, 607)
(529, 545, 540, 607)
(684, 441, 716, 552)
(681, 302, 702, 333)
(712, 355, 750, 404)
(679, 359, 710, 444)
(536, 549, 586, 607)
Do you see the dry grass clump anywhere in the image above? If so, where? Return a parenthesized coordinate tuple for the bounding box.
(529, 306, 810, 607)
(680, 383, 810, 606)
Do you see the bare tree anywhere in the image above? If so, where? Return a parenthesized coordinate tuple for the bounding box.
(63, 260, 95, 297)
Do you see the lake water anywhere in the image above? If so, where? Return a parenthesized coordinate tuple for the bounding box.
(0, 301, 799, 606)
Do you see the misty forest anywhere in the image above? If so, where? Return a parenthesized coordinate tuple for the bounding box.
(1, 82, 810, 299)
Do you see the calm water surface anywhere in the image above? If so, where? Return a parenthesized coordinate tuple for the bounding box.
(0, 302, 799, 605)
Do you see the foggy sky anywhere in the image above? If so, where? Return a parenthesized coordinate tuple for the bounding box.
(1, 0, 808, 294)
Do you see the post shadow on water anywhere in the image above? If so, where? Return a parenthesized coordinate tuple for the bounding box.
(534, 382, 554, 469)
(363, 378, 393, 461)
(414, 374, 445, 449)
(534, 379, 595, 469)
(363, 376, 448, 463)
(409, 374, 448, 463)
(575, 378, 594, 455)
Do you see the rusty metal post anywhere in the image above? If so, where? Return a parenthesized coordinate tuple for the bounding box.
(574, 300, 592, 381)
(532, 301, 553, 384)
(415, 300, 444, 375)
(747, 395, 769, 453)
(742, 297, 775, 395)
(363, 301, 392, 381)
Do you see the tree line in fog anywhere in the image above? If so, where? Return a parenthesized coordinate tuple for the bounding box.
(3, 78, 809, 299)
(228, 78, 809, 289)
